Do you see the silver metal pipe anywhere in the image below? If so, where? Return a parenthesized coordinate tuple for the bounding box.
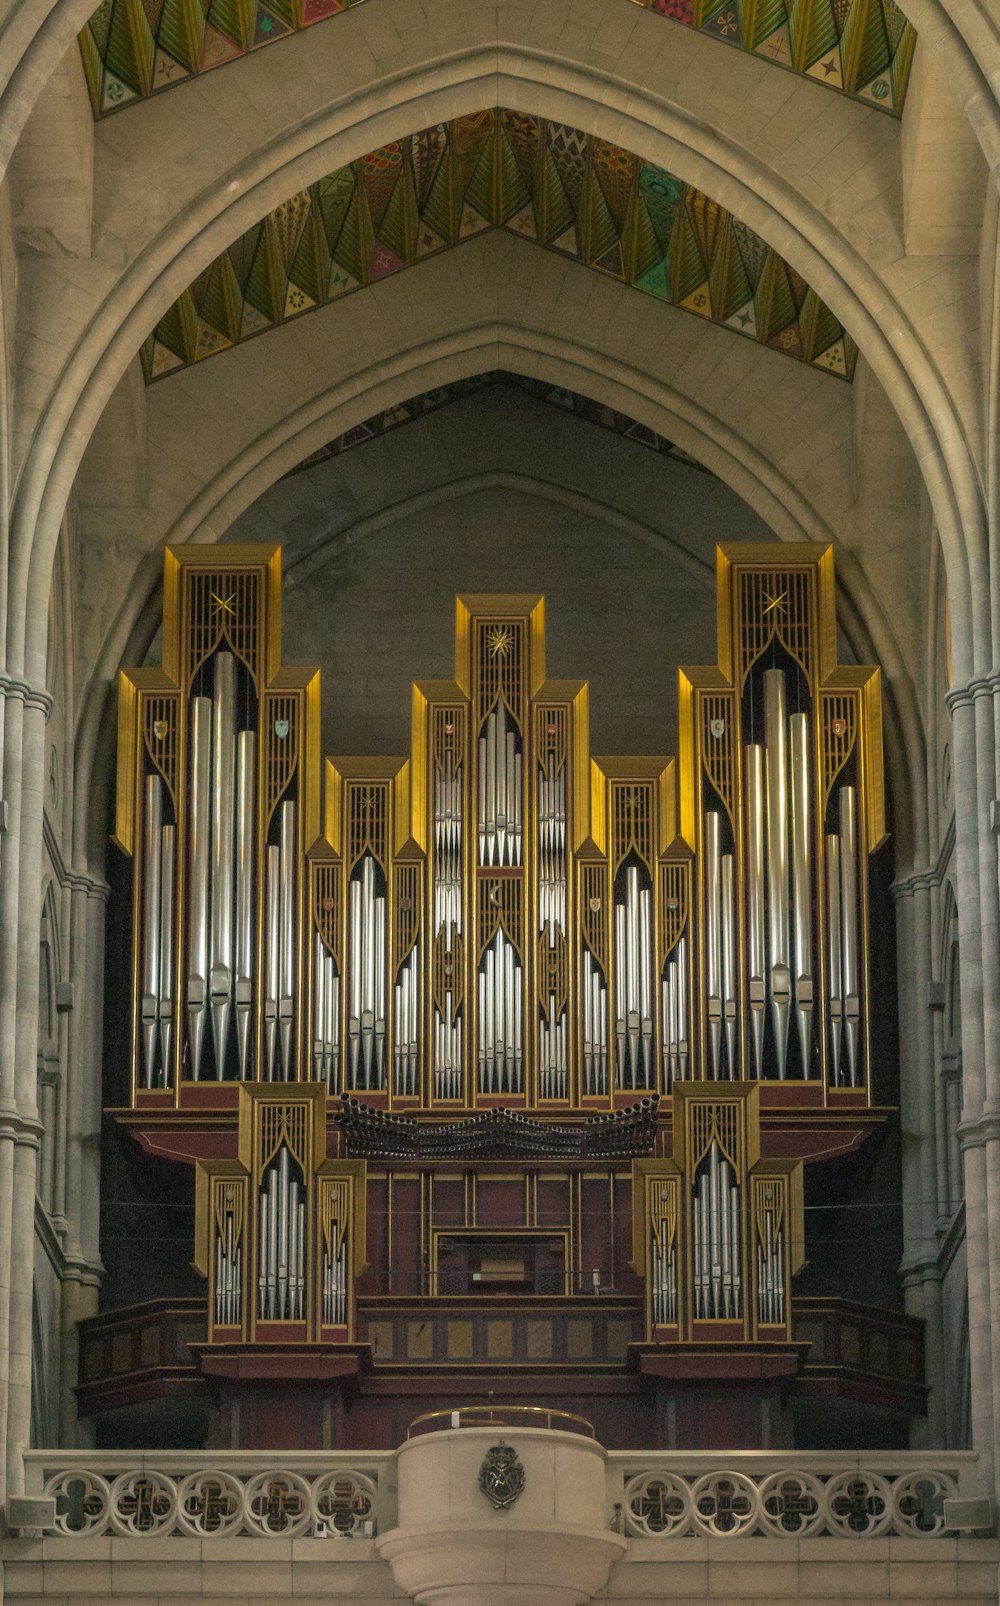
(187, 696, 212, 1080)
(158, 823, 176, 1087)
(719, 1155, 732, 1317)
(264, 845, 280, 1080)
(614, 902, 627, 1088)
(704, 811, 722, 1078)
(839, 786, 860, 1085)
(477, 737, 487, 866)
(764, 669, 791, 1077)
(639, 884, 652, 1087)
(720, 854, 736, 1078)
(789, 712, 813, 1075)
(485, 715, 497, 867)
(583, 949, 594, 1096)
(709, 1143, 721, 1317)
(234, 730, 255, 1079)
(141, 775, 162, 1089)
(745, 743, 766, 1078)
(348, 877, 361, 1086)
(676, 935, 688, 1080)
(278, 801, 296, 1081)
(730, 1184, 741, 1315)
(210, 653, 236, 1077)
(314, 931, 326, 1082)
(277, 1147, 289, 1319)
(627, 867, 640, 1086)
(258, 1192, 269, 1317)
(374, 882, 386, 1087)
(826, 833, 843, 1082)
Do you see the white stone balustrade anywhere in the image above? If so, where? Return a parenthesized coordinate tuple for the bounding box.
(20, 1446, 981, 1542)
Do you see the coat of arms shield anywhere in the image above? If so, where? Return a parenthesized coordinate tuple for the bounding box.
(478, 1442, 526, 1509)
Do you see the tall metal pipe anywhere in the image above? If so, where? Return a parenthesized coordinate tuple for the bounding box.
(744, 743, 766, 1077)
(264, 845, 280, 1080)
(141, 775, 163, 1089)
(187, 696, 212, 1080)
(704, 811, 722, 1078)
(789, 712, 813, 1075)
(839, 786, 860, 1085)
(764, 670, 791, 1077)
(234, 730, 255, 1078)
(158, 823, 176, 1086)
(720, 854, 736, 1077)
(278, 801, 296, 1081)
(210, 653, 236, 1077)
(826, 833, 843, 1083)
(676, 935, 688, 1080)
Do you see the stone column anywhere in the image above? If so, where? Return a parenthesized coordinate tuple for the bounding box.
(892, 869, 946, 1447)
(947, 675, 1000, 1498)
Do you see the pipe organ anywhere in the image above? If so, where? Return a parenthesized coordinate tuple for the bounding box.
(112, 541, 892, 1447)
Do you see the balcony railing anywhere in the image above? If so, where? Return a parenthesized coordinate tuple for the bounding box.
(23, 1448, 979, 1541)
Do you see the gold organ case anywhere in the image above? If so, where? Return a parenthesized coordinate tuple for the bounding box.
(106, 539, 900, 1448)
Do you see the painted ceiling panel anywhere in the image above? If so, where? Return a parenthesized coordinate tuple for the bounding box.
(141, 109, 858, 384)
(79, 0, 914, 118)
(628, 0, 914, 115)
(79, 0, 363, 114)
(283, 370, 715, 480)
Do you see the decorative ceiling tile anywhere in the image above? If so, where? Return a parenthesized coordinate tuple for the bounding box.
(629, 0, 914, 115)
(282, 371, 716, 479)
(79, 0, 364, 116)
(80, 0, 914, 118)
(140, 109, 858, 384)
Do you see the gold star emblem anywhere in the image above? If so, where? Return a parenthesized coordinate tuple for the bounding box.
(487, 625, 513, 659)
(210, 590, 236, 618)
(762, 588, 786, 618)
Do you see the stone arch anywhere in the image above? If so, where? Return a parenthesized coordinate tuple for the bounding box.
(5, 63, 988, 690)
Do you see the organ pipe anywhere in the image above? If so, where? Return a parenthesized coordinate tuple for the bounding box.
(394, 946, 420, 1096)
(258, 1145, 306, 1321)
(720, 852, 736, 1076)
(209, 652, 236, 1075)
(158, 823, 176, 1087)
(826, 834, 843, 1080)
(348, 855, 387, 1090)
(692, 1140, 740, 1319)
(141, 776, 163, 1089)
(313, 932, 341, 1088)
(187, 695, 212, 1079)
(477, 931, 522, 1094)
(704, 812, 722, 1078)
(477, 704, 522, 867)
(279, 801, 296, 1079)
(839, 786, 860, 1086)
(614, 865, 653, 1089)
(539, 756, 567, 1099)
(744, 744, 766, 1078)
(789, 713, 813, 1073)
(234, 731, 256, 1079)
(764, 670, 791, 1078)
(434, 748, 462, 1100)
(582, 948, 608, 1096)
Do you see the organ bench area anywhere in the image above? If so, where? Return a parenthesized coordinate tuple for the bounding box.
(93, 541, 925, 1452)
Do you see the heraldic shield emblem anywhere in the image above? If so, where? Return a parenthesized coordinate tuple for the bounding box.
(478, 1442, 526, 1509)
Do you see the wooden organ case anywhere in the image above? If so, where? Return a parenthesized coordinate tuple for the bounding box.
(100, 542, 925, 1451)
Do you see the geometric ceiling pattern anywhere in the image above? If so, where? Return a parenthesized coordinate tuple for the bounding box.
(140, 108, 858, 384)
(78, 0, 914, 117)
(79, 0, 361, 115)
(284, 369, 716, 480)
(629, 0, 914, 115)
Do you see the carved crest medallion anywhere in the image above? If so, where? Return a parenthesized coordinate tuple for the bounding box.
(478, 1442, 525, 1509)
